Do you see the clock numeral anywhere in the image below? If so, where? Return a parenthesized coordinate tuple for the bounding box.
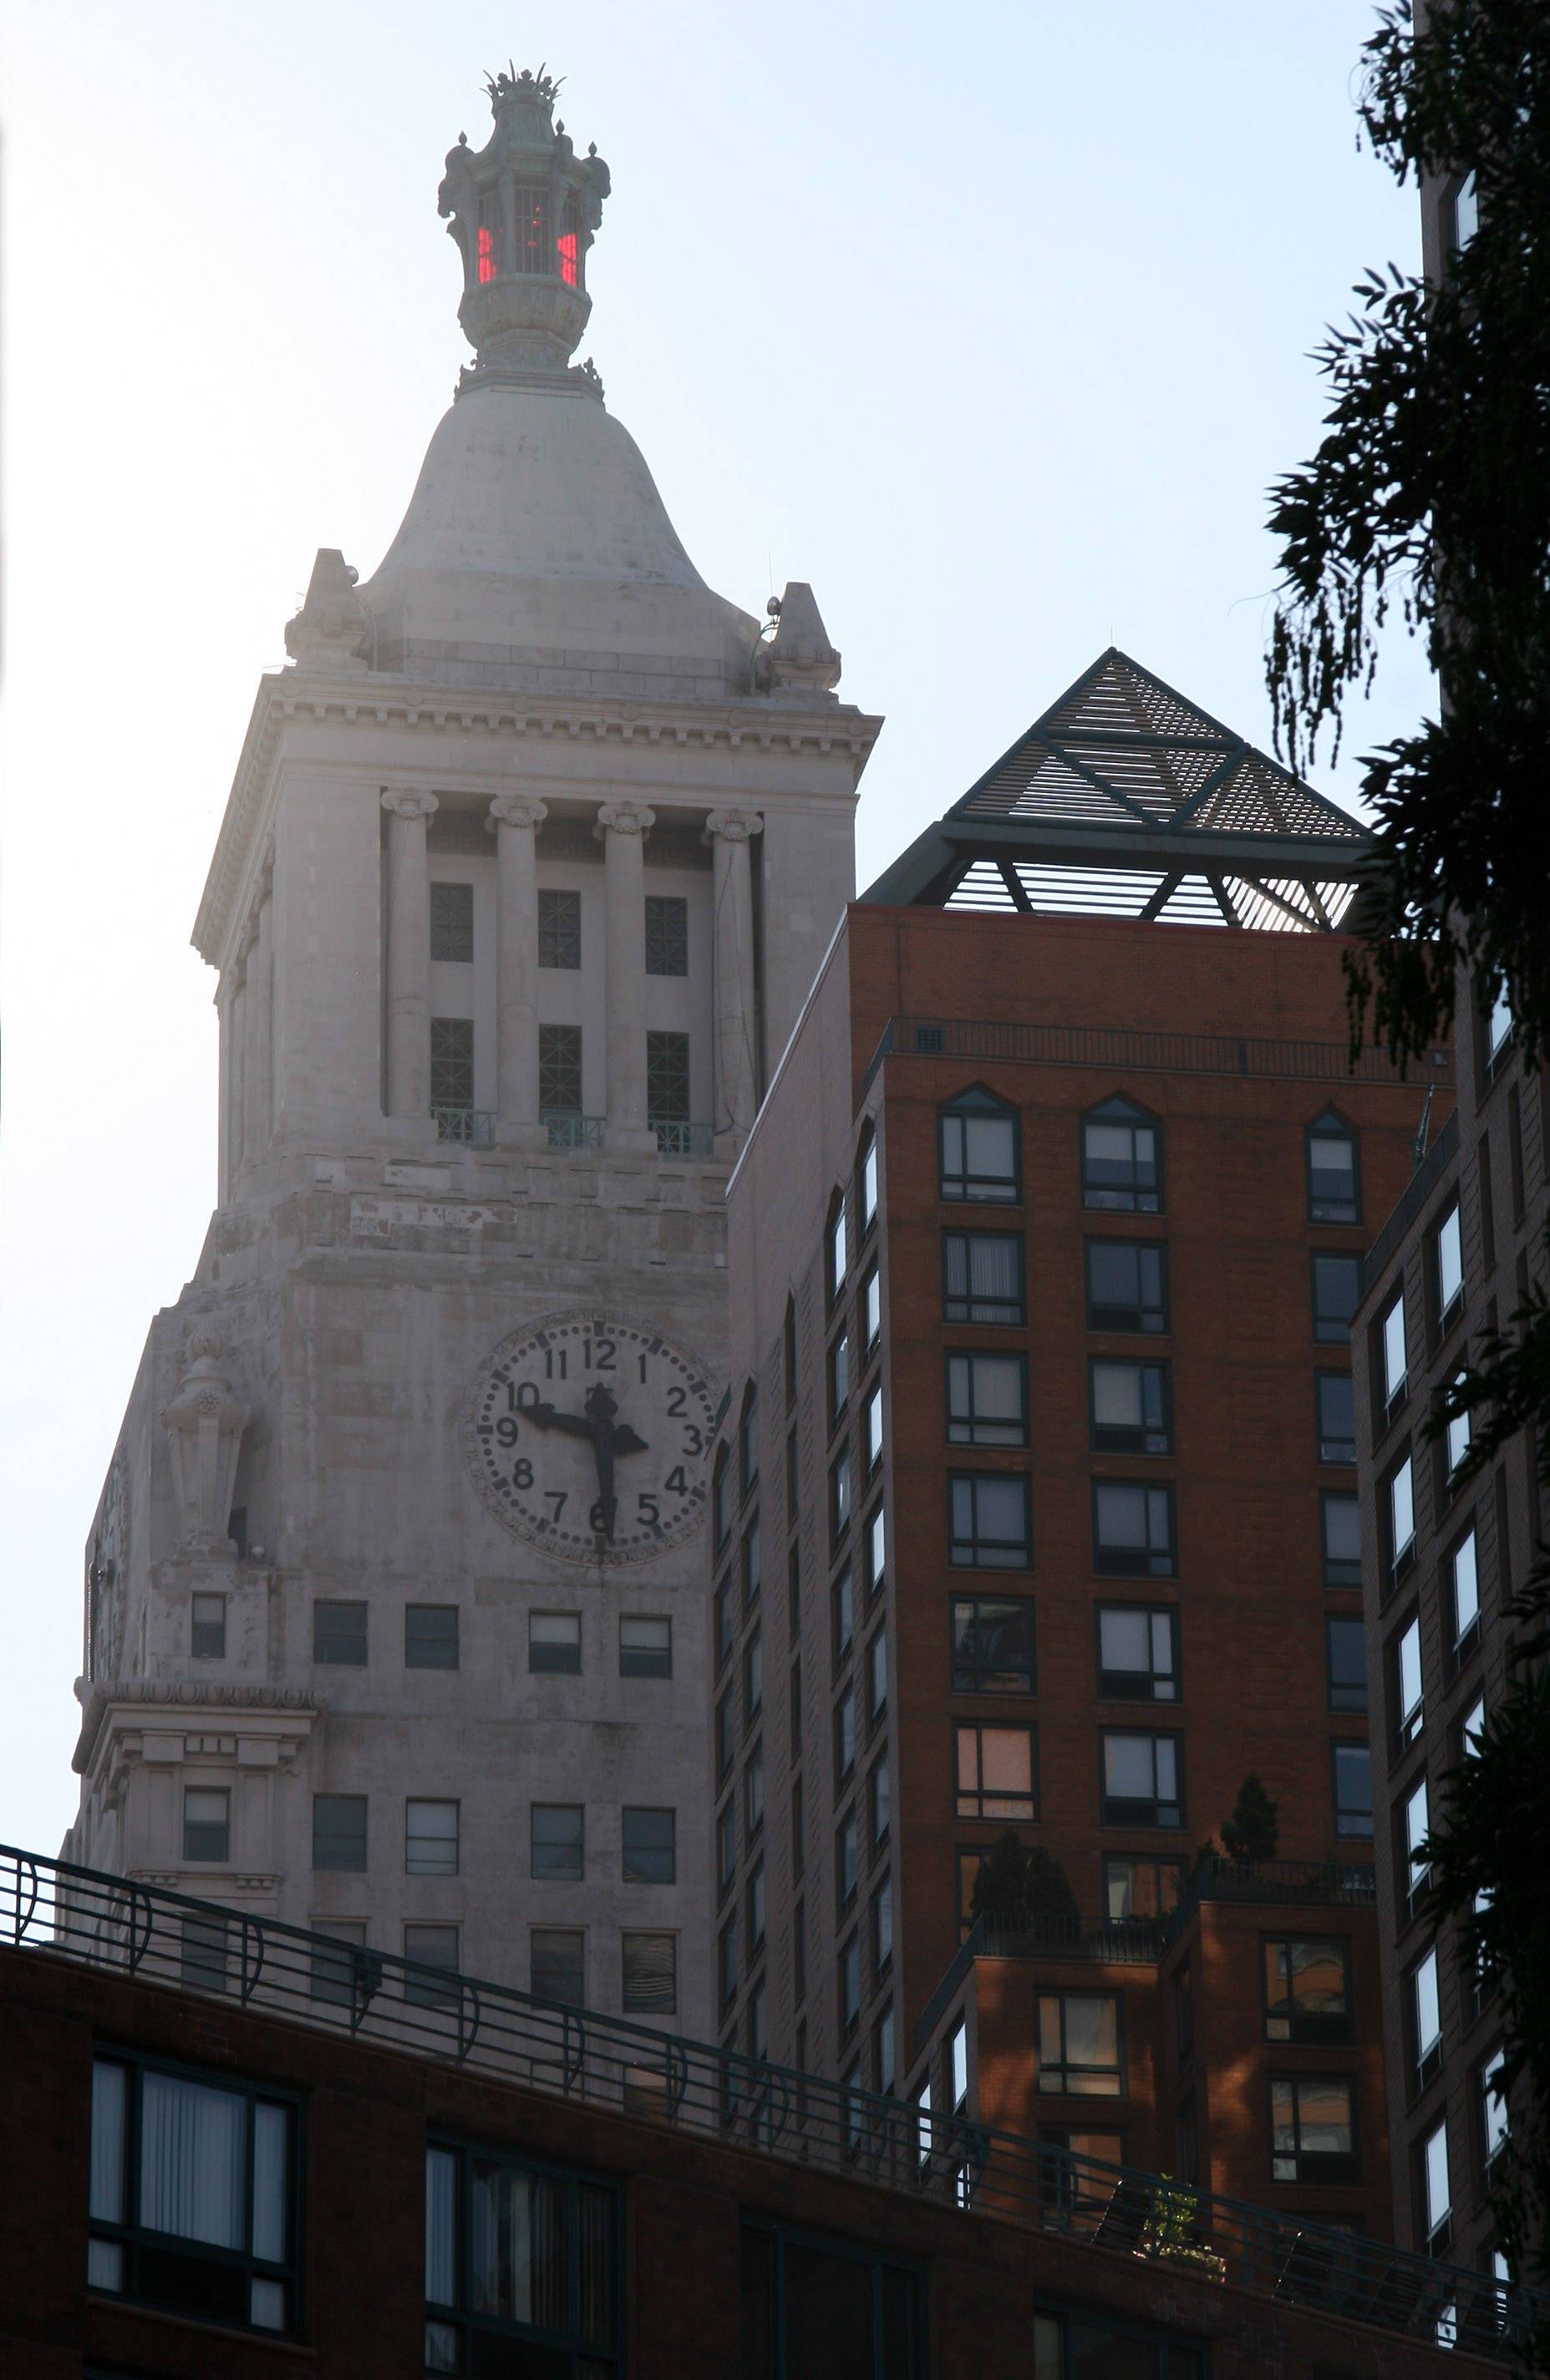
(544, 1349, 567, 1381)
(589, 1496, 617, 1538)
(513, 1457, 534, 1490)
(544, 1489, 567, 1522)
(495, 1416, 519, 1448)
(664, 1466, 688, 1496)
(666, 1386, 687, 1417)
(583, 1336, 617, 1371)
(681, 1425, 704, 1457)
(638, 1492, 659, 1525)
(510, 1381, 540, 1412)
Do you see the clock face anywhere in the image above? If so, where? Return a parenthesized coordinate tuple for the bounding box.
(461, 1311, 719, 1565)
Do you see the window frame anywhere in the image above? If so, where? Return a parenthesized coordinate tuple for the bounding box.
(950, 1594, 1036, 1696)
(953, 1717, 1039, 1822)
(945, 1348, 1029, 1448)
(1321, 1491, 1364, 1589)
(1085, 1238, 1168, 1335)
(1324, 1613, 1368, 1713)
(1092, 1478, 1176, 1578)
(1088, 1357, 1172, 1455)
(1080, 1094, 1162, 1214)
(948, 1470, 1032, 1570)
(1305, 1109, 1362, 1224)
(1037, 1991, 1125, 2097)
(1311, 1251, 1361, 1345)
(1269, 2074, 1359, 2186)
(424, 2137, 623, 2379)
(88, 2050, 302, 2339)
(405, 1603, 460, 1671)
(1099, 1729, 1183, 1828)
(1095, 1604, 1180, 1702)
(1332, 1742, 1374, 1841)
(1315, 1371, 1357, 1467)
(1262, 1935, 1354, 2045)
(938, 1086, 1021, 1206)
(942, 1228, 1026, 1326)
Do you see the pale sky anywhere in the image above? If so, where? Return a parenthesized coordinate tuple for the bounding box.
(0, 2, 1427, 1856)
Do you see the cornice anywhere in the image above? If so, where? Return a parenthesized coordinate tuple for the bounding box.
(74, 1680, 321, 1774)
(194, 669, 885, 968)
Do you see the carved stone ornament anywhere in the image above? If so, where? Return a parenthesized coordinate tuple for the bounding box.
(160, 1330, 249, 1557)
(487, 794, 549, 833)
(751, 580, 842, 698)
(594, 801, 655, 840)
(283, 547, 372, 676)
(381, 790, 440, 825)
(704, 810, 765, 847)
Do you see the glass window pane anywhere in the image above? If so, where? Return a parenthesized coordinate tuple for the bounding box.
(1453, 1533, 1479, 1635)
(1100, 1610, 1151, 1673)
(1391, 1458, 1415, 1556)
(1415, 1951, 1441, 2058)
(89, 2061, 126, 2225)
(425, 2147, 457, 2306)
(252, 2103, 288, 2264)
(1437, 1208, 1463, 1311)
(140, 2072, 246, 2247)
(1092, 1364, 1143, 1431)
(1104, 1735, 1155, 1799)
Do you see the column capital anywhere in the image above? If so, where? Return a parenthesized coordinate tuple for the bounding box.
(487, 794, 548, 833)
(704, 808, 765, 846)
(380, 789, 440, 824)
(594, 800, 656, 840)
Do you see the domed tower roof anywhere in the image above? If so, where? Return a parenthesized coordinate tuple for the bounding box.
(353, 67, 762, 702)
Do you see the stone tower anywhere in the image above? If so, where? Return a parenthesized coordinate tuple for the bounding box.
(67, 66, 881, 2040)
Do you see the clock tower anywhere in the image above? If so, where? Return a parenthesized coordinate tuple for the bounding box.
(67, 67, 881, 2041)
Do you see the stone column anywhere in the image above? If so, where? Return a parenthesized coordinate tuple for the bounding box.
(596, 800, 658, 1154)
(216, 984, 233, 1206)
(229, 972, 247, 1184)
(381, 790, 439, 1121)
(488, 793, 548, 1147)
(244, 895, 273, 1165)
(706, 809, 764, 1151)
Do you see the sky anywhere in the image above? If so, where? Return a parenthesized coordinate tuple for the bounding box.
(0, 1, 1431, 1856)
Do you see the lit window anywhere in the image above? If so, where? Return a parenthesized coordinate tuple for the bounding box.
(1380, 1294, 1409, 1414)
(1451, 1528, 1480, 1645)
(1412, 1949, 1442, 2082)
(513, 183, 552, 275)
(1388, 1455, 1416, 1578)
(1405, 1775, 1431, 1900)
(1435, 1204, 1464, 1326)
(1081, 1096, 1160, 1213)
(1038, 1996, 1121, 2096)
(864, 1386, 884, 1475)
(938, 1089, 1019, 1204)
(955, 1721, 1036, 1819)
(1306, 1111, 1360, 1223)
(1271, 2077, 1356, 2184)
(531, 1805, 584, 1884)
(949, 1472, 1030, 1569)
(858, 1132, 879, 1234)
(1101, 1731, 1182, 1828)
(1263, 1939, 1351, 2043)
(1103, 1857, 1183, 1923)
(943, 1230, 1024, 1324)
(1093, 1480, 1175, 1577)
(946, 1352, 1027, 1447)
(406, 1800, 459, 1877)
(89, 2057, 296, 2333)
(1422, 2117, 1452, 2250)
(951, 1596, 1035, 1694)
(1395, 1617, 1424, 1744)
(1096, 1607, 1178, 1701)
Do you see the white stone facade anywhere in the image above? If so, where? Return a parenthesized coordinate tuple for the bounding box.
(65, 68, 880, 2044)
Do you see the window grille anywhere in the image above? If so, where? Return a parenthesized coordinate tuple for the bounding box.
(646, 1030, 690, 1122)
(539, 1023, 582, 1115)
(622, 1931, 676, 2014)
(429, 1018, 474, 1111)
(513, 184, 552, 275)
(537, 888, 582, 969)
(429, 882, 474, 964)
(644, 896, 689, 976)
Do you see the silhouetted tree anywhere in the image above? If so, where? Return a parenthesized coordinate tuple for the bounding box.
(968, 1832, 1080, 1925)
(1220, 1775, 1279, 1864)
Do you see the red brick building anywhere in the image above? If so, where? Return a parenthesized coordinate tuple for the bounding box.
(709, 653, 1456, 2235)
(0, 1843, 1532, 2376)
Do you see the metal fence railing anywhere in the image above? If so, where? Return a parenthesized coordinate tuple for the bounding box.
(432, 1106, 497, 1147)
(2, 1846, 1537, 2362)
(861, 1016, 1455, 1097)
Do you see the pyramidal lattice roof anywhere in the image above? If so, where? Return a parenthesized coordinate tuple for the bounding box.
(863, 648, 1373, 933)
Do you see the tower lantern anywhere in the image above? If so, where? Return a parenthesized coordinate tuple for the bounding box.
(437, 65, 611, 384)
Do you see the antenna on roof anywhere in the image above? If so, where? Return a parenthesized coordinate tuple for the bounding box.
(1412, 1084, 1435, 1172)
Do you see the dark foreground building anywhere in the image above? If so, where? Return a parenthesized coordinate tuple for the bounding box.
(0, 1846, 1536, 2377)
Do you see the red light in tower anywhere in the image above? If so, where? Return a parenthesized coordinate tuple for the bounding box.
(557, 232, 578, 288)
(477, 226, 495, 284)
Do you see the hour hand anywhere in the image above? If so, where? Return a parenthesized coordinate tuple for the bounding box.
(526, 1401, 592, 1439)
(612, 1423, 648, 1457)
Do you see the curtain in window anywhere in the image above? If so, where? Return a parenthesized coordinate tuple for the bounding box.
(470, 2164, 567, 2330)
(140, 2071, 245, 2246)
(90, 2061, 127, 2223)
(252, 2104, 288, 2263)
(425, 2147, 458, 2306)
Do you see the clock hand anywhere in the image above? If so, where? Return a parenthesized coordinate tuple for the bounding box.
(525, 1402, 593, 1441)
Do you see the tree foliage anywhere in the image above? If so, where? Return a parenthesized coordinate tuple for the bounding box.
(968, 1832, 1080, 1926)
(1220, 1773, 1280, 1864)
(1265, 0, 1550, 1069)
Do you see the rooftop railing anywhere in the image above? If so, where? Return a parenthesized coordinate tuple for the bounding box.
(2, 1846, 1537, 2363)
(862, 1016, 1455, 1097)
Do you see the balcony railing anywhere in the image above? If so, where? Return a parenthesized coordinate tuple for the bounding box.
(652, 1118, 714, 1159)
(1169, 1855, 1377, 1934)
(433, 1106, 496, 1147)
(2, 1846, 1537, 2362)
(543, 1111, 606, 1152)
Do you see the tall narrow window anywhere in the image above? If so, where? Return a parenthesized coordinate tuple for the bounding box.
(538, 1024, 582, 1117)
(1380, 1294, 1409, 1416)
(1081, 1096, 1160, 1212)
(1411, 1949, 1442, 2085)
(643, 895, 689, 976)
(1316, 1374, 1356, 1465)
(826, 1193, 847, 1304)
(1332, 1744, 1373, 1839)
(858, 1130, 878, 1235)
(430, 1017, 475, 1112)
(1394, 1615, 1424, 1744)
(537, 888, 582, 969)
(1435, 1204, 1465, 1332)
(429, 881, 474, 964)
(1387, 1454, 1416, 1580)
(938, 1089, 1019, 1203)
(1325, 1615, 1367, 1712)
(1322, 1493, 1363, 1588)
(1451, 1528, 1480, 1647)
(646, 1033, 690, 1135)
(1306, 1110, 1360, 1223)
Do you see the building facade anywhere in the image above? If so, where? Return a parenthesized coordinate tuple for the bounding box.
(709, 652, 1453, 2228)
(67, 66, 880, 2042)
(1351, 975, 1545, 2270)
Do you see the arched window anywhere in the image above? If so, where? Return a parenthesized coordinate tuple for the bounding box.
(1306, 1108, 1360, 1224)
(1081, 1096, 1161, 1213)
(938, 1087, 1019, 1205)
